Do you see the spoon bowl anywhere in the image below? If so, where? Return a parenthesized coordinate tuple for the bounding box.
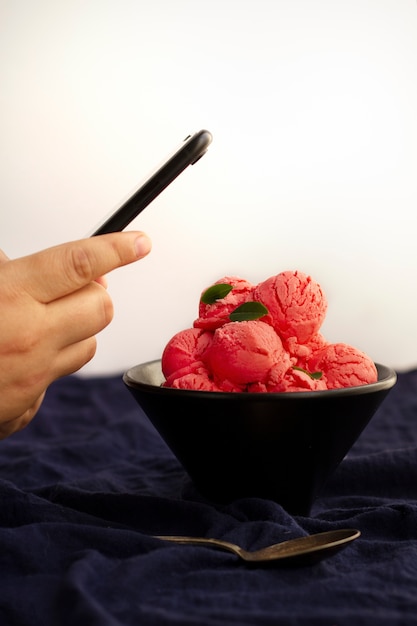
(154, 528, 360, 566)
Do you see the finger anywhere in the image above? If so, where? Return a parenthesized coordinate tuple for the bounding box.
(48, 281, 114, 349)
(0, 391, 45, 440)
(8, 231, 151, 303)
(52, 336, 98, 379)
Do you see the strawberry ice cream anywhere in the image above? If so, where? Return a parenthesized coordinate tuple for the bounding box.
(194, 276, 254, 330)
(254, 270, 327, 344)
(285, 333, 329, 368)
(161, 328, 213, 379)
(268, 367, 328, 393)
(161, 269, 379, 393)
(207, 320, 292, 388)
(306, 343, 378, 390)
(165, 364, 221, 391)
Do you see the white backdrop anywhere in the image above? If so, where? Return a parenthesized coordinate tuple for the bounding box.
(1, 0, 416, 374)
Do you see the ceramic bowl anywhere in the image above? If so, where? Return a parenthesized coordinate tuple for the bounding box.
(123, 360, 397, 514)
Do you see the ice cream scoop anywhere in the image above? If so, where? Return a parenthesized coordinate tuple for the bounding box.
(162, 328, 213, 379)
(207, 320, 292, 387)
(194, 276, 254, 330)
(164, 364, 222, 391)
(306, 342, 378, 389)
(254, 270, 327, 344)
(269, 367, 328, 392)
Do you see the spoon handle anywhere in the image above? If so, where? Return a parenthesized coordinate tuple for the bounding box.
(154, 535, 241, 556)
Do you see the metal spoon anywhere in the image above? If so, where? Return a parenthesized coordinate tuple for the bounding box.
(154, 528, 360, 565)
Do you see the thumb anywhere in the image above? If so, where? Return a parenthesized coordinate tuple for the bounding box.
(7, 231, 152, 303)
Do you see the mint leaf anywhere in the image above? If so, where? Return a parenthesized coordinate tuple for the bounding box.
(229, 301, 268, 322)
(310, 371, 323, 380)
(293, 366, 323, 380)
(201, 283, 233, 305)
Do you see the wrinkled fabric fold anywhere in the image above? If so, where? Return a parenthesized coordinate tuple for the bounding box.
(0, 369, 416, 625)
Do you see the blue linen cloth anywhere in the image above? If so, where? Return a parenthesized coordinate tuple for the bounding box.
(0, 369, 416, 625)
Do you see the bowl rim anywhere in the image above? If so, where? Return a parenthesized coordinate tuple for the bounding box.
(123, 360, 397, 399)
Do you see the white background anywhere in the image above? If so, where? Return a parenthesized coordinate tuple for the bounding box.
(1, 0, 416, 375)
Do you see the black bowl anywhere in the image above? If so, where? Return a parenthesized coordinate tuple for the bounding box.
(123, 360, 397, 515)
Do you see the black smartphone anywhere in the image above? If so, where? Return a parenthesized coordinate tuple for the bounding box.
(91, 129, 212, 236)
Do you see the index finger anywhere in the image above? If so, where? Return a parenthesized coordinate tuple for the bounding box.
(8, 232, 151, 303)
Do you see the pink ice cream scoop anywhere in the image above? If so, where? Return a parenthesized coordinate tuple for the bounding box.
(268, 367, 328, 393)
(254, 270, 327, 344)
(306, 342, 378, 389)
(161, 328, 213, 379)
(194, 276, 254, 331)
(207, 320, 292, 387)
(165, 364, 221, 391)
(285, 333, 329, 368)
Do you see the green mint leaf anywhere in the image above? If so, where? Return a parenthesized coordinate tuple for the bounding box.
(293, 366, 323, 380)
(201, 283, 233, 305)
(310, 371, 323, 380)
(229, 301, 268, 322)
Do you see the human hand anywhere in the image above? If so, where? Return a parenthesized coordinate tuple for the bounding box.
(0, 231, 151, 438)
